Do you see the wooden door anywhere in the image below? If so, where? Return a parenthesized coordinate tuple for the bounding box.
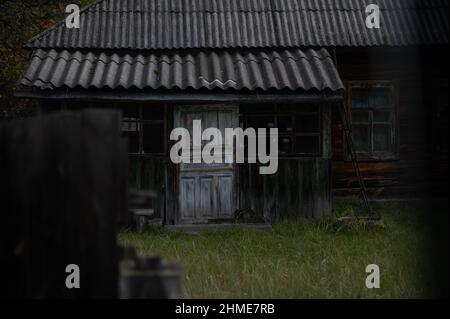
(174, 105, 239, 223)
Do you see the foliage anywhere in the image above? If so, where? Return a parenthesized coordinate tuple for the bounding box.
(0, 0, 93, 118)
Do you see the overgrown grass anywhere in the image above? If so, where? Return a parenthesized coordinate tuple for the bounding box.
(118, 202, 444, 298)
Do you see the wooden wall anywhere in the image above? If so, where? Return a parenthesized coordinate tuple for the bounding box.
(38, 101, 334, 222)
(139, 103, 334, 223)
(128, 156, 166, 220)
(34, 45, 450, 221)
(136, 103, 334, 223)
(238, 105, 333, 221)
(239, 158, 331, 220)
(332, 47, 449, 199)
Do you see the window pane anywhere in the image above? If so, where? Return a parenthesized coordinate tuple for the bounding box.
(352, 89, 370, 108)
(352, 124, 369, 152)
(352, 111, 369, 123)
(295, 114, 319, 133)
(279, 136, 293, 154)
(246, 116, 276, 129)
(295, 136, 320, 154)
(142, 105, 164, 120)
(373, 124, 391, 152)
(243, 105, 322, 156)
(352, 87, 392, 109)
(143, 123, 165, 153)
(122, 121, 138, 132)
(373, 111, 392, 122)
(370, 87, 392, 108)
(277, 116, 294, 133)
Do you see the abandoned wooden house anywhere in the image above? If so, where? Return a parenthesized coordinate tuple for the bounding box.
(16, 0, 449, 225)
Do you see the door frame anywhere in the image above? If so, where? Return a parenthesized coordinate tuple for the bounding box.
(173, 104, 240, 224)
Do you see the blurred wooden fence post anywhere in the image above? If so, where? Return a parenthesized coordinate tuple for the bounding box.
(0, 110, 128, 298)
(118, 248, 183, 299)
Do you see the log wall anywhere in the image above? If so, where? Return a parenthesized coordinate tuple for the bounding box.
(332, 47, 449, 199)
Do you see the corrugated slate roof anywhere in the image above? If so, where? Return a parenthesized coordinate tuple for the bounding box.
(26, 0, 449, 50)
(20, 48, 344, 91)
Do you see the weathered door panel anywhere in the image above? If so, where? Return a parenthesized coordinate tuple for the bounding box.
(179, 176, 196, 220)
(174, 105, 238, 223)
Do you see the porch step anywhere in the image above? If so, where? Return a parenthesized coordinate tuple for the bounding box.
(164, 223, 272, 233)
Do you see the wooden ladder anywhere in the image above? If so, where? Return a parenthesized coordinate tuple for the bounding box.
(338, 102, 372, 215)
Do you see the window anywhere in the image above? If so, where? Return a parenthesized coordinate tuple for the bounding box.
(242, 104, 321, 157)
(120, 104, 166, 155)
(348, 81, 397, 159)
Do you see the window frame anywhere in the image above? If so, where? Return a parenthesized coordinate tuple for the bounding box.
(346, 80, 399, 161)
(120, 103, 167, 157)
(241, 104, 323, 158)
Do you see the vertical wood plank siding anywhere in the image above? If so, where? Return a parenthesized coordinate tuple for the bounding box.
(128, 157, 166, 220)
(239, 105, 333, 221)
(239, 158, 331, 221)
(40, 102, 334, 222)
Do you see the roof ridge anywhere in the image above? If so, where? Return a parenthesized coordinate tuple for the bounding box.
(25, 0, 106, 48)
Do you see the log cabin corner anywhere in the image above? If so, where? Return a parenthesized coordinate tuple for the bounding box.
(15, 0, 449, 225)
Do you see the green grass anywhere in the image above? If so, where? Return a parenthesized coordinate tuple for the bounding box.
(118, 202, 443, 298)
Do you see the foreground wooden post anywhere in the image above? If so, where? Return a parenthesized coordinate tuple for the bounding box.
(0, 110, 127, 298)
(119, 248, 183, 299)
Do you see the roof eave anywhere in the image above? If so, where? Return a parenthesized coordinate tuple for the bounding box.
(14, 89, 344, 104)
